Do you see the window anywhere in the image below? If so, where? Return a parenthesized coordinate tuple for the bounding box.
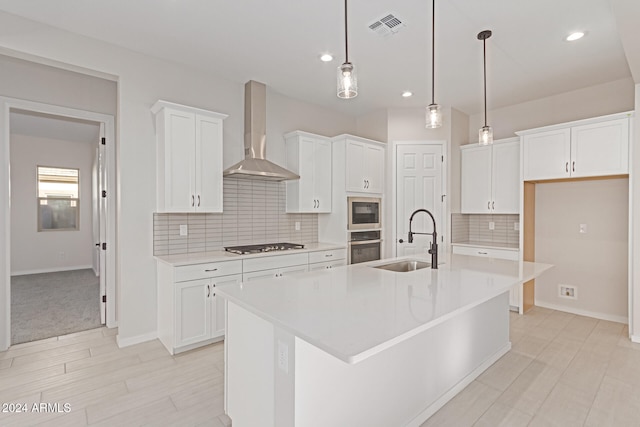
(37, 166, 79, 231)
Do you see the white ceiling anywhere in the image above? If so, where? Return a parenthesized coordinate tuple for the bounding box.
(0, 0, 635, 117)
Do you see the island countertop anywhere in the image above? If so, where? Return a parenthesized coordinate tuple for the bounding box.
(216, 254, 552, 364)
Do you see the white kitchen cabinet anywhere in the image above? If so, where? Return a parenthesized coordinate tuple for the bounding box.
(284, 131, 332, 213)
(333, 135, 385, 194)
(152, 100, 228, 212)
(461, 138, 520, 214)
(521, 115, 630, 181)
(242, 252, 309, 282)
(308, 248, 347, 271)
(157, 259, 242, 354)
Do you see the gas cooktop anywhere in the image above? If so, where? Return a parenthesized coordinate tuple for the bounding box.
(224, 243, 305, 255)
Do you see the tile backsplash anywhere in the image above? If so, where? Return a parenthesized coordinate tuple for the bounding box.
(154, 180, 318, 256)
(451, 213, 519, 247)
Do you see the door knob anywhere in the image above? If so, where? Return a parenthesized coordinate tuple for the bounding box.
(398, 239, 404, 243)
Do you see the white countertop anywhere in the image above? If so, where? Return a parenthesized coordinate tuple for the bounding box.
(216, 253, 552, 364)
(155, 242, 346, 266)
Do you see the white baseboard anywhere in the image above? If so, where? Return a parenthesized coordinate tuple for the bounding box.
(535, 300, 628, 324)
(406, 342, 512, 427)
(631, 335, 640, 344)
(116, 331, 157, 348)
(11, 265, 94, 276)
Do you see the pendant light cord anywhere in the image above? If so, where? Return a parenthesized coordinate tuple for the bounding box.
(483, 37, 487, 127)
(431, 0, 435, 105)
(344, 0, 349, 63)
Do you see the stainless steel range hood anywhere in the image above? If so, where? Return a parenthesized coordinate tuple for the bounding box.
(223, 81, 300, 181)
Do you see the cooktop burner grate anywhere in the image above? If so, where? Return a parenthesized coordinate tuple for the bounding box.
(224, 242, 305, 255)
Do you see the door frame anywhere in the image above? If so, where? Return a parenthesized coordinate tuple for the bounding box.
(388, 140, 448, 259)
(0, 96, 117, 351)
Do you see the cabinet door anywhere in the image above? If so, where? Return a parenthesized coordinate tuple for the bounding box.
(364, 144, 385, 194)
(164, 109, 196, 212)
(491, 141, 520, 213)
(345, 140, 367, 192)
(243, 268, 280, 282)
(175, 278, 210, 347)
(298, 137, 317, 211)
(211, 274, 242, 338)
(309, 260, 347, 271)
(570, 118, 629, 178)
(461, 146, 492, 213)
(279, 264, 309, 277)
(314, 139, 332, 212)
(195, 114, 224, 212)
(522, 129, 571, 180)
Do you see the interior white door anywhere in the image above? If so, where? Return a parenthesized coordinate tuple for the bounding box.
(396, 144, 443, 258)
(98, 123, 107, 325)
(92, 147, 100, 276)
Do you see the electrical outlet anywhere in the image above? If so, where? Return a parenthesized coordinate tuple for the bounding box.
(179, 224, 188, 236)
(579, 224, 587, 234)
(489, 221, 495, 230)
(277, 340, 288, 373)
(295, 221, 300, 231)
(559, 284, 577, 299)
(514, 222, 520, 231)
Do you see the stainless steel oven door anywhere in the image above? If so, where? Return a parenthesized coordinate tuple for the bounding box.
(348, 239, 382, 264)
(348, 197, 381, 230)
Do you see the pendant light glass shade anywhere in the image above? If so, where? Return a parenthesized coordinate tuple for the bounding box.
(426, 104, 442, 129)
(337, 0, 357, 99)
(478, 30, 493, 145)
(479, 125, 493, 146)
(337, 62, 358, 99)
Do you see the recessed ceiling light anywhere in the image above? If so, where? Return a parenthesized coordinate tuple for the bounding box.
(402, 91, 413, 98)
(566, 31, 585, 41)
(320, 54, 333, 62)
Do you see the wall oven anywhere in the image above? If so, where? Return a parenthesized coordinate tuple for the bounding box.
(348, 197, 381, 230)
(349, 230, 381, 264)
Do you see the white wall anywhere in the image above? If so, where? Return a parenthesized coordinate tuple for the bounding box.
(10, 134, 94, 274)
(632, 84, 640, 341)
(534, 179, 629, 322)
(355, 109, 388, 142)
(468, 78, 635, 141)
(0, 11, 358, 346)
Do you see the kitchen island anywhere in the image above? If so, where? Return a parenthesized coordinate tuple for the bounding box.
(217, 253, 552, 427)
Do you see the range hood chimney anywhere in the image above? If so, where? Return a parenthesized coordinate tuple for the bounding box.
(223, 81, 300, 181)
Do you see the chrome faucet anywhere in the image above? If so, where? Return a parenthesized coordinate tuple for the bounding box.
(408, 209, 438, 269)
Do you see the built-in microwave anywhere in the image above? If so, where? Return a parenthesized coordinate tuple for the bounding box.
(347, 197, 381, 230)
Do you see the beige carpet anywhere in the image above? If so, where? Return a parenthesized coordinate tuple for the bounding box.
(11, 269, 101, 345)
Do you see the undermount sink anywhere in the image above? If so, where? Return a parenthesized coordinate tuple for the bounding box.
(372, 260, 431, 273)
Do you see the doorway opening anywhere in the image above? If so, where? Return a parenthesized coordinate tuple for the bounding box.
(0, 98, 116, 350)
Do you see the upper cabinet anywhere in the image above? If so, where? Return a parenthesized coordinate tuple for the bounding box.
(285, 131, 332, 213)
(520, 114, 631, 181)
(333, 135, 385, 194)
(152, 101, 228, 212)
(461, 138, 520, 214)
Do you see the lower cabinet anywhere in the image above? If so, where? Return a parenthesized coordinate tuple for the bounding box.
(243, 264, 309, 281)
(242, 252, 309, 282)
(452, 244, 522, 312)
(157, 259, 242, 355)
(308, 248, 347, 271)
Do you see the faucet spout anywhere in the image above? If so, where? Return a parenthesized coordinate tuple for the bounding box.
(407, 209, 438, 269)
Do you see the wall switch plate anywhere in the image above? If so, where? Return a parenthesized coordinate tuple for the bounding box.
(277, 340, 289, 373)
(179, 224, 188, 236)
(579, 224, 587, 234)
(295, 221, 301, 231)
(489, 221, 495, 230)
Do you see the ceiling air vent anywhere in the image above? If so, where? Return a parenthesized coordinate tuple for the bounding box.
(369, 14, 405, 37)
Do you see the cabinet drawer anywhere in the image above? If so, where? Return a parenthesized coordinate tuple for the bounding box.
(309, 259, 347, 271)
(174, 260, 243, 282)
(242, 252, 309, 273)
(452, 245, 519, 261)
(308, 248, 347, 264)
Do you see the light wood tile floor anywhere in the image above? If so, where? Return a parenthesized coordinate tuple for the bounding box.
(1, 307, 639, 426)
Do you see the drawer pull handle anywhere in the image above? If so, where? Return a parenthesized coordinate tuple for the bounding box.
(478, 251, 488, 255)
(325, 254, 333, 257)
(205, 268, 218, 272)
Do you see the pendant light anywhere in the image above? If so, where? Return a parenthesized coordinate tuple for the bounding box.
(478, 30, 493, 145)
(337, 0, 357, 99)
(425, 0, 442, 128)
